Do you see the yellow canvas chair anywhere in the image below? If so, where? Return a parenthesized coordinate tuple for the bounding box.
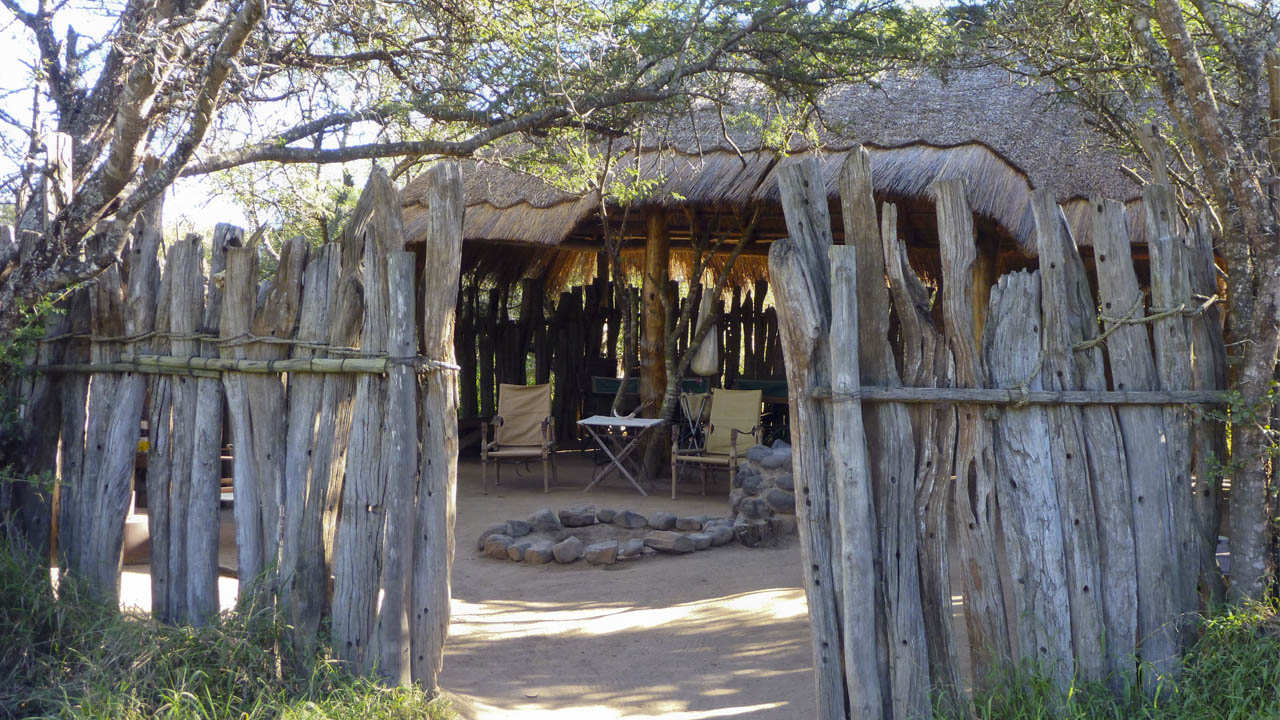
(481, 383, 556, 493)
(670, 387, 762, 498)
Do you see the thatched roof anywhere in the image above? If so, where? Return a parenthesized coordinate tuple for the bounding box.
(402, 67, 1146, 255)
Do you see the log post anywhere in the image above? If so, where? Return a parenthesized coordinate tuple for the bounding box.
(377, 252, 420, 684)
(281, 243, 338, 654)
(147, 246, 176, 621)
(334, 170, 397, 673)
(933, 179, 1012, 682)
(981, 270, 1073, 689)
(839, 149, 929, 719)
(771, 157, 847, 720)
(221, 246, 265, 595)
(1030, 190, 1108, 684)
(882, 208, 964, 702)
(186, 223, 236, 624)
(411, 161, 463, 690)
(1092, 195, 1182, 687)
(640, 209, 669, 416)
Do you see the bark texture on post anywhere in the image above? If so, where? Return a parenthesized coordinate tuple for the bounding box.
(771, 157, 846, 720)
(640, 208, 669, 417)
(411, 161, 463, 690)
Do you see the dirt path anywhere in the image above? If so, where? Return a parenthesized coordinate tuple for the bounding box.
(442, 456, 815, 720)
(119, 454, 817, 719)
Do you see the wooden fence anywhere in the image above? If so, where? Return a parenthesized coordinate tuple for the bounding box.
(455, 259, 783, 446)
(16, 163, 463, 690)
(771, 150, 1226, 719)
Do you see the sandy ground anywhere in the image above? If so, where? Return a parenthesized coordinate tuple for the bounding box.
(120, 453, 817, 720)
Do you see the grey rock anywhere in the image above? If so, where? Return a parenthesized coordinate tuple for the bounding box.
(774, 474, 795, 491)
(585, 540, 619, 565)
(613, 510, 648, 529)
(642, 546, 658, 556)
(524, 540, 555, 565)
(708, 525, 735, 546)
(760, 449, 791, 470)
(740, 497, 768, 520)
(739, 473, 764, 493)
(734, 519, 776, 548)
(687, 532, 713, 551)
(559, 505, 598, 527)
(552, 536, 584, 563)
(675, 516, 703, 531)
(771, 439, 791, 450)
(483, 533, 514, 559)
(529, 508, 562, 533)
(744, 445, 773, 463)
(506, 519, 533, 538)
(649, 511, 677, 530)
(728, 488, 747, 513)
(618, 538, 646, 559)
(477, 522, 510, 550)
(765, 488, 796, 514)
(596, 508, 617, 523)
(644, 531, 694, 554)
(769, 515, 798, 537)
(508, 539, 535, 561)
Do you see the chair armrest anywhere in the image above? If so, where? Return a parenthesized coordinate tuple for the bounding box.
(541, 417, 555, 452)
(480, 420, 490, 459)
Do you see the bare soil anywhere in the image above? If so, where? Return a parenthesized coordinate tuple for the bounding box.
(119, 453, 817, 720)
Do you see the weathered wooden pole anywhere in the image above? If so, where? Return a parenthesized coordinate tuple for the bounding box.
(221, 246, 265, 595)
(1030, 190, 1108, 684)
(640, 208, 669, 416)
(376, 251, 420, 684)
(770, 157, 849, 720)
(334, 170, 396, 673)
(881, 207, 964, 702)
(981, 270, 1073, 690)
(1091, 195, 1181, 688)
(186, 223, 236, 624)
(932, 179, 1012, 683)
(280, 242, 338, 655)
(411, 161, 463, 690)
(838, 149, 929, 719)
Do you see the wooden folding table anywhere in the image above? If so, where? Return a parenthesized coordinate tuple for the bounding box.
(577, 415, 663, 496)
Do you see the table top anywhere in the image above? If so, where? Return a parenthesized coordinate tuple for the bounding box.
(577, 415, 664, 428)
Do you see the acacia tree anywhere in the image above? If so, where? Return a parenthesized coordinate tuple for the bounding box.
(974, 0, 1279, 599)
(0, 0, 925, 335)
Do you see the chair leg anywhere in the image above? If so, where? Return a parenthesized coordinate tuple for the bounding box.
(543, 456, 550, 494)
(496, 462, 501, 488)
(671, 459, 678, 500)
(482, 458, 488, 495)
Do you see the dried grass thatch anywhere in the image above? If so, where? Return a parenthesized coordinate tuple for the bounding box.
(402, 67, 1147, 254)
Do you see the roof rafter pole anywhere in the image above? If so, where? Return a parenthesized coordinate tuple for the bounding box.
(640, 207, 669, 418)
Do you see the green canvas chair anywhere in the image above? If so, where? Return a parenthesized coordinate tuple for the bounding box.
(481, 383, 556, 493)
(670, 387, 762, 498)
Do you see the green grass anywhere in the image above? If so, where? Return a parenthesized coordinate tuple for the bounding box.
(955, 602, 1280, 720)
(0, 540, 454, 720)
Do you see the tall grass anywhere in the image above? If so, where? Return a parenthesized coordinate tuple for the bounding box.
(956, 602, 1280, 720)
(0, 540, 454, 720)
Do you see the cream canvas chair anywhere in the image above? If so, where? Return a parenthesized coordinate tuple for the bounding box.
(670, 387, 762, 498)
(481, 383, 556, 493)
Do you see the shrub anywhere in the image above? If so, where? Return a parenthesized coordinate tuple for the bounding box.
(0, 539, 454, 720)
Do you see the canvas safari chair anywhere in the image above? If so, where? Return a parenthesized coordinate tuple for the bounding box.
(481, 383, 556, 494)
(670, 387, 762, 498)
